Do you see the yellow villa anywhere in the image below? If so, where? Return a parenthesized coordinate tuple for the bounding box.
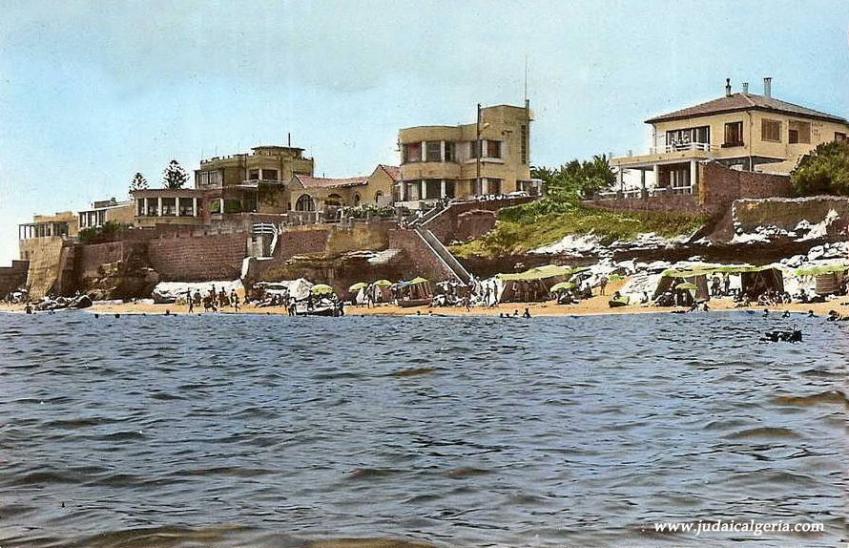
(396, 103, 539, 208)
(612, 78, 849, 197)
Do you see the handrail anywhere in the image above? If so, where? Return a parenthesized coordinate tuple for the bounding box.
(649, 142, 716, 154)
(414, 226, 472, 284)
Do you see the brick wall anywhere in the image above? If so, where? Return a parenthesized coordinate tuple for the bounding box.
(0, 260, 29, 296)
(583, 194, 702, 214)
(388, 229, 455, 282)
(700, 161, 793, 213)
(424, 197, 534, 243)
(148, 232, 247, 281)
(455, 210, 496, 242)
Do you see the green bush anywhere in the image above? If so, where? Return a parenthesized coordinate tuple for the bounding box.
(77, 221, 127, 244)
(792, 141, 849, 196)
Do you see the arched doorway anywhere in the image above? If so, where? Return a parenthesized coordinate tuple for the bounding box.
(374, 191, 383, 204)
(295, 194, 315, 211)
(353, 193, 361, 206)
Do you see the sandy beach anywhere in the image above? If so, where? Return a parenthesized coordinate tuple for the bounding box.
(3, 279, 848, 318)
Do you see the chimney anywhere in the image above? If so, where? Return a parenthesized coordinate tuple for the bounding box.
(763, 77, 772, 98)
(742, 82, 749, 94)
(725, 78, 732, 97)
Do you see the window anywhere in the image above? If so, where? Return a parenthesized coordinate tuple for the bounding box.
(443, 180, 455, 198)
(248, 169, 260, 180)
(179, 197, 195, 216)
(424, 179, 441, 199)
(789, 121, 811, 144)
(836, 132, 847, 143)
(488, 178, 502, 195)
(161, 197, 176, 216)
(667, 126, 710, 149)
(486, 140, 502, 159)
(520, 124, 528, 164)
(374, 190, 383, 204)
(723, 122, 744, 147)
(762, 119, 782, 142)
(469, 140, 479, 159)
(425, 141, 442, 162)
(444, 142, 455, 162)
(146, 199, 158, 216)
(402, 143, 422, 164)
(353, 193, 361, 206)
(295, 194, 315, 211)
(137, 199, 144, 216)
(325, 194, 343, 208)
(262, 169, 278, 181)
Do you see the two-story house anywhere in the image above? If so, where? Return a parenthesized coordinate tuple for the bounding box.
(612, 78, 849, 197)
(396, 103, 538, 208)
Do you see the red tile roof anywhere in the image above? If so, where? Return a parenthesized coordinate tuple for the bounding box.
(377, 164, 401, 182)
(646, 93, 847, 124)
(293, 174, 369, 189)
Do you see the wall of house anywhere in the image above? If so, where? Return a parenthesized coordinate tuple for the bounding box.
(147, 232, 247, 281)
(0, 260, 29, 296)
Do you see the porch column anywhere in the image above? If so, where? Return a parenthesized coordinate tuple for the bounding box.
(482, 178, 489, 195)
(220, 198, 224, 214)
(689, 160, 697, 194)
(440, 179, 447, 198)
(653, 164, 660, 195)
(421, 141, 426, 162)
(420, 180, 426, 201)
(441, 141, 446, 161)
(618, 168, 625, 193)
(399, 181, 406, 201)
(157, 196, 163, 217)
(193, 197, 198, 217)
(640, 170, 647, 199)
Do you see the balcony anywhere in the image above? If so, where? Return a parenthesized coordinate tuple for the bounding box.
(613, 142, 716, 169)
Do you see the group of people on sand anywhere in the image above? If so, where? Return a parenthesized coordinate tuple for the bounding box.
(186, 285, 240, 314)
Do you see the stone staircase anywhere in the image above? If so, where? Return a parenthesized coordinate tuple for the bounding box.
(413, 226, 472, 285)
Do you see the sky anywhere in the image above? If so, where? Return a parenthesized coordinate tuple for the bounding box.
(1, 0, 848, 264)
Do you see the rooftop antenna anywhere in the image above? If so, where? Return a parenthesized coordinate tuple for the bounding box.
(523, 54, 529, 103)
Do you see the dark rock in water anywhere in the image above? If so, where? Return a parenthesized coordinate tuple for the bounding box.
(762, 330, 802, 343)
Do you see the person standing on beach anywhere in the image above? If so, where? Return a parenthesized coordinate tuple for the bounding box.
(599, 275, 608, 296)
(723, 273, 731, 296)
(187, 290, 194, 313)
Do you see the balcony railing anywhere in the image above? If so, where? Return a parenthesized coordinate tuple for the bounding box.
(597, 185, 694, 199)
(648, 142, 716, 154)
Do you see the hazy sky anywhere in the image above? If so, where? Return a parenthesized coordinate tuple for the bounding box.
(1, 0, 848, 263)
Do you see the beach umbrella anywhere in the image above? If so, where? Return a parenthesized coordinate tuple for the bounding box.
(408, 276, 429, 285)
(311, 284, 335, 295)
(373, 279, 393, 288)
(675, 282, 698, 292)
(349, 282, 368, 292)
(549, 281, 576, 293)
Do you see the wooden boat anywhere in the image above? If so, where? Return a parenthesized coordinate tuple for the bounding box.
(397, 298, 431, 308)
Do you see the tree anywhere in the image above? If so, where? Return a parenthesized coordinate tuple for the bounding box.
(791, 141, 849, 196)
(162, 160, 188, 189)
(531, 154, 615, 200)
(129, 172, 148, 193)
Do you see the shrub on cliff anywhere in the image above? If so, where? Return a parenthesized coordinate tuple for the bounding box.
(792, 141, 849, 196)
(78, 221, 127, 244)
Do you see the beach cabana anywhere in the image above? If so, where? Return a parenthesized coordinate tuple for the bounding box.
(738, 267, 784, 299)
(795, 264, 848, 295)
(395, 277, 433, 307)
(496, 265, 582, 303)
(654, 269, 710, 304)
